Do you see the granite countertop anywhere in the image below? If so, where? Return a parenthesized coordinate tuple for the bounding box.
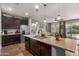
(1, 33, 21, 36)
(24, 35, 77, 53)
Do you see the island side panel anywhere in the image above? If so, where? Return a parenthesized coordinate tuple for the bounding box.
(51, 46, 65, 56)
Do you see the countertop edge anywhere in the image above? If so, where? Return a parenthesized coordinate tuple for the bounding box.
(1, 33, 21, 36)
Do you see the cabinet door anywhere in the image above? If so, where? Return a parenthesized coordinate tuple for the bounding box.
(14, 35, 20, 43)
(2, 35, 20, 47)
(20, 18, 28, 25)
(25, 37, 30, 50)
(30, 39, 40, 56)
(2, 16, 20, 29)
(2, 36, 11, 46)
(2, 36, 7, 46)
(40, 43, 51, 56)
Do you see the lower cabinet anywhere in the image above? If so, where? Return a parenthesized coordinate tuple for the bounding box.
(2, 35, 20, 47)
(40, 42, 51, 56)
(25, 37, 51, 56)
(30, 39, 40, 56)
(25, 37, 30, 50)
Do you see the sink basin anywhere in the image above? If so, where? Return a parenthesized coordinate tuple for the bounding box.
(33, 35, 47, 39)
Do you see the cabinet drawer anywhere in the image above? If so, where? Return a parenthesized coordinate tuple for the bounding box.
(2, 35, 20, 47)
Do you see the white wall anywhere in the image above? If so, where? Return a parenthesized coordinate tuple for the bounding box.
(0, 8, 2, 54)
(29, 18, 32, 34)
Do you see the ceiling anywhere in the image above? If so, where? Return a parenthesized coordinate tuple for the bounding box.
(0, 3, 79, 22)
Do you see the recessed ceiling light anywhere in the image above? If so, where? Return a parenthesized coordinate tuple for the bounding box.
(7, 7, 12, 11)
(36, 22, 38, 24)
(25, 13, 29, 16)
(35, 5, 39, 9)
(44, 20, 46, 23)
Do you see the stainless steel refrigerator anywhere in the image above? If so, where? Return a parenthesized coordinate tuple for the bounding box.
(20, 25, 29, 43)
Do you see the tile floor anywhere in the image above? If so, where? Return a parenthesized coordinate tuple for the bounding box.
(0, 43, 33, 56)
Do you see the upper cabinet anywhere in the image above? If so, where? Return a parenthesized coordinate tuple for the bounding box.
(20, 18, 28, 25)
(2, 13, 29, 29)
(2, 14, 20, 29)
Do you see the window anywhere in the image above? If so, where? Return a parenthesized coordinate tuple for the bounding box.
(51, 22, 59, 36)
(66, 20, 79, 39)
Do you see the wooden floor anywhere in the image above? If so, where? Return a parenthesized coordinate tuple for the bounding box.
(0, 43, 33, 56)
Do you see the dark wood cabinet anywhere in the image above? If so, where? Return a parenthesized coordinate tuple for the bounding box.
(20, 18, 28, 25)
(2, 13, 29, 29)
(2, 35, 20, 47)
(40, 42, 51, 56)
(2, 36, 10, 46)
(30, 39, 40, 56)
(2, 15, 20, 29)
(25, 37, 51, 56)
(25, 37, 30, 50)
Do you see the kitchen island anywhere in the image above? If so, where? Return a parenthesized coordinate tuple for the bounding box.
(24, 35, 77, 56)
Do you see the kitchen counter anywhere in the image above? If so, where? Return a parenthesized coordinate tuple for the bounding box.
(24, 35, 77, 53)
(1, 33, 21, 36)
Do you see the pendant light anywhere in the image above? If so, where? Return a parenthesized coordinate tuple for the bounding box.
(55, 5, 63, 21)
(35, 4, 39, 11)
(44, 18, 46, 23)
(43, 3, 47, 23)
(57, 14, 61, 20)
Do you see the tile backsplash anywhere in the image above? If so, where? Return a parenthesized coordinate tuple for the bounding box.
(2, 29, 20, 34)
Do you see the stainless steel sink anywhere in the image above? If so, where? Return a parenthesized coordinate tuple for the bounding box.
(33, 35, 47, 39)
